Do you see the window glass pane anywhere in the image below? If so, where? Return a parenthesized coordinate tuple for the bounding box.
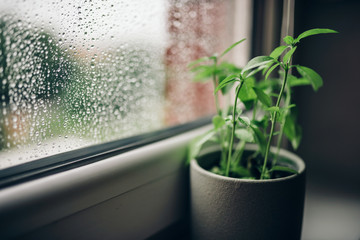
(0, 0, 250, 170)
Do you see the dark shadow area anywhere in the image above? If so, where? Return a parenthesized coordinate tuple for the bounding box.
(293, 1, 360, 239)
(294, 0, 360, 196)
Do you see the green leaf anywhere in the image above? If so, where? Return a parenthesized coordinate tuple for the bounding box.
(209, 56, 217, 61)
(210, 166, 226, 176)
(224, 115, 232, 123)
(283, 46, 297, 64)
(256, 78, 280, 89)
(244, 67, 263, 78)
(187, 129, 216, 164)
(296, 65, 323, 91)
(235, 128, 254, 142)
(217, 62, 243, 94)
(270, 166, 298, 175)
(265, 106, 280, 113)
(287, 74, 311, 87)
(235, 108, 243, 116)
(284, 112, 302, 150)
(239, 78, 257, 102)
(242, 100, 254, 110)
(262, 61, 275, 75)
(251, 115, 269, 129)
(283, 36, 294, 45)
(188, 57, 210, 68)
(238, 116, 251, 126)
(270, 46, 288, 59)
(250, 124, 267, 156)
(231, 165, 252, 178)
(214, 74, 238, 93)
(285, 104, 296, 109)
(262, 169, 271, 179)
(191, 65, 215, 82)
(253, 87, 272, 107)
(294, 28, 338, 44)
(289, 78, 311, 87)
(265, 63, 280, 80)
(220, 81, 235, 95)
(212, 115, 225, 130)
(219, 38, 246, 58)
(241, 56, 274, 75)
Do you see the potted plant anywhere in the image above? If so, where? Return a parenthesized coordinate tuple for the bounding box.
(188, 28, 337, 240)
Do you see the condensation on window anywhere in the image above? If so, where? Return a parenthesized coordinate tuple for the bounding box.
(0, 0, 246, 170)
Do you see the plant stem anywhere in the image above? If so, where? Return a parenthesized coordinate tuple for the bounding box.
(225, 80, 243, 177)
(260, 67, 289, 179)
(212, 58, 221, 116)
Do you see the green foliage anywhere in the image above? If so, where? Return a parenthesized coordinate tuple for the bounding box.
(250, 124, 267, 156)
(235, 128, 254, 142)
(270, 46, 288, 59)
(253, 88, 272, 107)
(294, 28, 338, 44)
(212, 115, 226, 130)
(284, 110, 302, 150)
(230, 165, 252, 178)
(283, 36, 295, 45)
(238, 116, 251, 126)
(217, 62, 242, 94)
(191, 65, 216, 82)
(187, 129, 216, 164)
(219, 38, 246, 58)
(287, 74, 311, 87)
(215, 74, 239, 93)
(265, 63, 280, 81)
(296, 65, 323, 91)
(188, 57, 210, 68)
(241, 56, 274, 76)
(270, 166, 298, 175)
(238, 78, 257, 102)
(188, 28, 337, 180)
(283, 46, 297, 64)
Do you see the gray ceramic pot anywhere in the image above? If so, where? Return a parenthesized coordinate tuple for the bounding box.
(190, 145, 306, 240)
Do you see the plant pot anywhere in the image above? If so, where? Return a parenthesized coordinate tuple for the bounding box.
(190, 144, 306, 240)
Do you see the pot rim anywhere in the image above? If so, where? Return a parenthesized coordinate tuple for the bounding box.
(191, 144, 305, 183)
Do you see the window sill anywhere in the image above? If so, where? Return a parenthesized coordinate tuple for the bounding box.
(0, 125, 209, 239)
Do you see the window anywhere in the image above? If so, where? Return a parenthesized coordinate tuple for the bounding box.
(0, 0, 250, 174)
